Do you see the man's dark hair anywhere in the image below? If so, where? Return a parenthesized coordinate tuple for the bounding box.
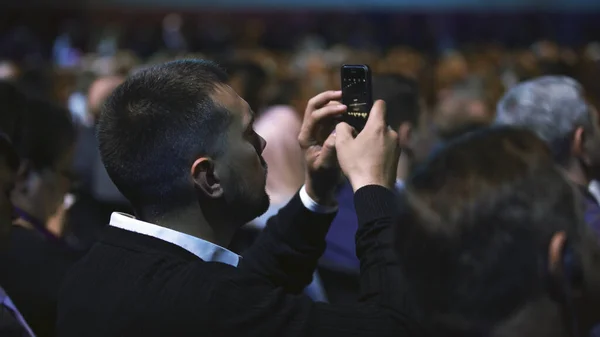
(98, 59, 230, 215)
(16, 98, 76, 170)
(436, 120, 490, 143)
(372, 74, 419, 130)
(398, 126, 585, 336)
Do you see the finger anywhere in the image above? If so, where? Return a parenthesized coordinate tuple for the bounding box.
(325, 100, 342, 107)
(363, 100, 387, 133)
(312, 103, 347, 122)
(319, 132, 337, 165)
(302, 103, 346, 143)
(335, 122, 354, 147)
(307, 90, 343, 110)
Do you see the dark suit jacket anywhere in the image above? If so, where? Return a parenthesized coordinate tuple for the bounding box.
(0, 227, 80, 337)
(57, 186, 423, 337)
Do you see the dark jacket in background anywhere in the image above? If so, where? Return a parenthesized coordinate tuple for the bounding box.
(57, 186, 424, 337)
(68, 124, 131, 250)
(0, 226, 81, 337)
(583, 186, 600, 239)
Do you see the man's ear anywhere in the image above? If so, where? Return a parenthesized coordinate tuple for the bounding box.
(572, 126, 585, 158)
(548, 231, 568, 277)
(191, 158, 224, 199)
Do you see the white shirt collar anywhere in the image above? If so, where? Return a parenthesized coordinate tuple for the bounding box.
(109, 212, 240, 267)
(590, 180, 600, 204)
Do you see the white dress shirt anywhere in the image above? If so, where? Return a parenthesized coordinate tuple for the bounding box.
(109, 185, 337, 267)
(590, 180, 600, 203)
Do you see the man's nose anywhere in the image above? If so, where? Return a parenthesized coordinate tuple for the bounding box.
(259, 135, 267, 154)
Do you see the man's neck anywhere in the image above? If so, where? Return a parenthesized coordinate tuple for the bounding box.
(140, 207, 235, 247)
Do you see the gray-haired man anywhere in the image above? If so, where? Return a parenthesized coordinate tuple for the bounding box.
(495, 75, 600, 238)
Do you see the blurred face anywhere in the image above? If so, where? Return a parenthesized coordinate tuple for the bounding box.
(13, 147, 74, 223)
(212, 85, 269, 224)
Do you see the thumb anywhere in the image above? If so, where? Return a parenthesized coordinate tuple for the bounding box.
(319, 132, 337, 165)
(335, 122, 354, 148)
(364, 100, 386, 132)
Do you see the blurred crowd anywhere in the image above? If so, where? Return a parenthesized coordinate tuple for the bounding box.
(2, 12, 600, 113)
(1, 10, 600, 337)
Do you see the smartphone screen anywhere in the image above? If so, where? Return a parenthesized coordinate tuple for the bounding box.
(341, 65, 373, 131)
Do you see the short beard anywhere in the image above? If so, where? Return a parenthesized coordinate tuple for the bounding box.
(225, 183, 271, 226)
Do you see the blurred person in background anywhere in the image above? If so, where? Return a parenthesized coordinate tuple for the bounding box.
(432, 87, 492, 143)
(68, 75, 131, 251)
(0, 81, 35, 337)
(0, 60, 20, 82)
(57, 59, 424, 337)
(319, 74, 418, 303)
(225, 60, 268, 112)
(67, 72, 96, 127)
(495, 76, 600, 238)
(434, 87, 491, 131)
(52, 22, 82, 69)
(251, 106, 305, 226)
(162, 14, 188, 53)
(396, 126, 600, 337)
(0, 98, 79, 337)
(247, 105, 327, 302)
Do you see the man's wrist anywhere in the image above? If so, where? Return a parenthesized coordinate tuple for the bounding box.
(299, 185, 338, 214)
(350, 177, 394, 192)
(304, 176, 337, 207)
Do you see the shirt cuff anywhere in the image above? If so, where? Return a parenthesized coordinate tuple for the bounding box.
(299, 185, 338, 214)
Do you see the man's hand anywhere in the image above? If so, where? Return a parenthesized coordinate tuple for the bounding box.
(298, 90, 346, 206)
(335, 100, 401, 191)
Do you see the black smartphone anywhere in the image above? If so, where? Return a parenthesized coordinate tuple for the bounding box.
(341, 64, 373, 132)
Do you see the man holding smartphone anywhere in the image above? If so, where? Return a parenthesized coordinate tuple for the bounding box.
(57, 60, 424, 337)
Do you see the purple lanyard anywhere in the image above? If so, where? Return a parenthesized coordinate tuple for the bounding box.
(0, 286, 36, 337)
(12, 207, 65, 247)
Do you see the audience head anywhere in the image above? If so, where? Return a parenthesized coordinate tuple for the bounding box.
(98, 59, 268, 229)
(11, 98, 76, 223)
(226, 60, 267, 111)
(435, 88, 491, 137)
(372, 74, 421, 181)
(88, 75, 125, 122)
(495, 76, 600, 184)
(0, 60, 20, 81)
(398, 126, 600, 337)
(372, 74, 420, 131)
(254, 105, 304, 205)
(0, 81, 25, 241)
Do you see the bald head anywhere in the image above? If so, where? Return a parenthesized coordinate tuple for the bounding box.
(88, 76, 125, 120)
